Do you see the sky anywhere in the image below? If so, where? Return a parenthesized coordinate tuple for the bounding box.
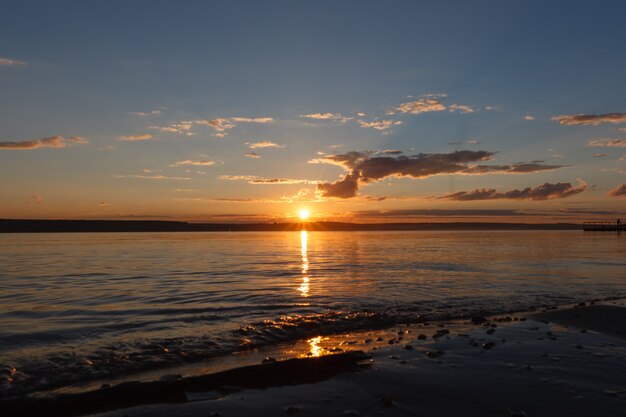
(1, 0, 626, 223)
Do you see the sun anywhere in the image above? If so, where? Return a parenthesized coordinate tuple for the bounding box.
(298, 209, 310, 221)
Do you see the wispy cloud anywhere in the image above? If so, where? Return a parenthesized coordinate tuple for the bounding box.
(27, 195, 43, 204)
(439, 180, 588, 201)
(150, 121, 195, 136)
(0, 57, 27, 66)
(248, 141, 284, 149)
(524, 115, 536, 121)
(0, 136, 88, 150)
(587, 138, 626, 148)
(312, 150, 565, 198)
(130, 108, 165, 117)
(218, 175, 318, 185)
(300, 113, 353, 123)
(245, 152, 261, 158)
(115, 174, 192, 180)
(608, 183, 626, 197)
(118, 134, 153, 141)
(552, 113, 626, 126)
(229, 117, 274, 123)
(99, 201, 110, 207)
(448, 104, 475, 113)
(358, 120, 402, 131)
(387, 97, 447, 115)
(171, 159, 216, 166)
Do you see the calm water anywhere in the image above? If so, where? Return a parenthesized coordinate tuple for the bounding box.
(1, 230, 625, 395)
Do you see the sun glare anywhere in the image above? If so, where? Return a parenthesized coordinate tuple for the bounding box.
(298, 209, 310, 221)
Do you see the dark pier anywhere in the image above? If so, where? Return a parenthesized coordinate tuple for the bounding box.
(583, 221, 624, 232)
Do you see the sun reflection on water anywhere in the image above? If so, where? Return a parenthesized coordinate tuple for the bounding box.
(307, 335, 323, 357)
(298, 230, 310, 297)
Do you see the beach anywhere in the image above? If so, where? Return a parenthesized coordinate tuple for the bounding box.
(4, 300, 625, 417)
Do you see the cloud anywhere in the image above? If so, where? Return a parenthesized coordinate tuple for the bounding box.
(448, 104, 475, 113)
(115, 174, 191, 180)
(0, 136, 88, 150)
(300, 113, 353, 123)
(593, 153, 607, 157)
(118, 134, 153, 141)
(468, 140, 481, 144)
(524, 115, 536, 121)
(248, 141, 284, 149)
(229, 117, 274, 123)
(358, 120, 402, 131)
(608, 183, 626, 197)
(312, 150, 565, 199)
(587, 138, 626, 148)
(439, 180, 588, 201)
(0, 57, 27, 66)
(387, 98, 447, 115)
(195, 117, 274, 137)
(130, 108, 164, 117)
(376, 149, 403, 155)
(99, 201, 110, 207)
(355, 209, 529, 218)
(218, 175, 318, 185)
(552, 113, 626, 126)
(171, 159, 215, 166)
(150, 121, 195, 136)
(245, 152, 261, 158)
(27, 195, 43, 204)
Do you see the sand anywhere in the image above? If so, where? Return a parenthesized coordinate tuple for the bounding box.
(4, 302, 626, 417)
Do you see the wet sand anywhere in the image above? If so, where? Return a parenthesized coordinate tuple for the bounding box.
(5, 302, 626, 417)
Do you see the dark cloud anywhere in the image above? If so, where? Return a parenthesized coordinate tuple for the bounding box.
(313, 150, 565, 198)
(0, 136, 88, 150)
(608, 183, 626, 197)
(355, 209, 531, 217)
(439, 180, 588, 201)
(552, 113, 626, 126)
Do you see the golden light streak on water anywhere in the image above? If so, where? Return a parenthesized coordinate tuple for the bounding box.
(298, 230, 310, 297)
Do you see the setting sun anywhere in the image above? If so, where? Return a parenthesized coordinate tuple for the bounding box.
(298, 209, 310, 221)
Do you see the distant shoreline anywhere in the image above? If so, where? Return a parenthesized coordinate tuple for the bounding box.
(0, 219, 582, 233)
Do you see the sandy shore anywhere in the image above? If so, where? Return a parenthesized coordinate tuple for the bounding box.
(4, 301, 626, 417)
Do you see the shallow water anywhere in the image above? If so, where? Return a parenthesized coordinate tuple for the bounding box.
(1, 230, 625, 395)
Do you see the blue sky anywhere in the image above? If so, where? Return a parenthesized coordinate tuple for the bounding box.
(1, 0, 626, 221)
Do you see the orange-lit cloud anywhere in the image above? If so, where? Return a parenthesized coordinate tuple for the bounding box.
(587, 138, 626, 147)
(171, 159, 216, 166)
(524, 115, 536, 121)
(150, 121, 195, 135)
(439, 180, 588, 201)
(191, 117, 274, 137)
(0, 136, 88, 150)
(313, 150, 565, 198)
(608, 183, 626, 197)
(248, 141, 284, 149)
(387, 97, 447, 115)
(552, 113, 626, 126)
(229, 117, 274, 123)
(245, 152, 261, 158)
(448, 104, 475, 113)
(218, 175, 318, 184)
(300, 113, 353, 123)
(115, 174, 192, 180)
(118, 134, 153, 141)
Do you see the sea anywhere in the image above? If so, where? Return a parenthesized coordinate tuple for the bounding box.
(1, 230, 625, 396)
